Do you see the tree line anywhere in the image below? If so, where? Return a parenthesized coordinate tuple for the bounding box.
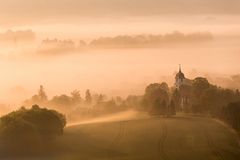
(136, 77, 240, 132)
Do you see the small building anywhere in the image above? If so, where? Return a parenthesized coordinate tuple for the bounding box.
(175, 65, 192, 111)
(175, 65, 192, 89)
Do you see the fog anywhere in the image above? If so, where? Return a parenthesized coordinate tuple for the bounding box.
(67, 110, 145, 126)
(0, 0, 239, 112)
(0, 38, 239, 105)
(1, 1, 240, 159)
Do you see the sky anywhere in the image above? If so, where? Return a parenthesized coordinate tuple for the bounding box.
(0, 0, 240, 39)
(1, 0, 240, 18)
(0, 0, 239, 105)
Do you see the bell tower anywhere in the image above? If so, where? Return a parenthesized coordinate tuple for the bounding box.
(175, 64, 185, 88)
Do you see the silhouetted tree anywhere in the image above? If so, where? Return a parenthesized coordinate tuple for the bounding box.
(192, 77, 210, 97)
(159, 82, 169, 93)
(236, 89, 240, 97)
(0, 105, 66, 156)
(92, 94, 106, 104)
(24, 85, 48, 106)
(172, 89, 181, 111)
(168, 100, 176, 116)
(161, 100, 168, 115)
(143, 83, 169, 114)
(50, 94, 73, 112)
(71, 90, 82, 105)
(38, 85, 48, 102)
(85, 89, 92, 104)
(125, 95, 143, 110)
(151, 98, 162, 115)
(220, 101, 240, 131)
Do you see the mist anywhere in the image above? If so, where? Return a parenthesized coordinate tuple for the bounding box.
(0, 39, 239, 105)
(67, 110, 145, 126)
(1, 1, 240, 159)
(0, 0, 239, 111)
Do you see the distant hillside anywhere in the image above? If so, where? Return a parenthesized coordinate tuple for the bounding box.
(90, 32, 213, 48)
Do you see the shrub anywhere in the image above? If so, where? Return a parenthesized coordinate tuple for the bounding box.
(0, 105, 66, 156)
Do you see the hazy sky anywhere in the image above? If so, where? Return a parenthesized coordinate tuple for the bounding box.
(0, 0, 240, 39)
(0, 0, 240, 105)
(1, 0, 240, 18)
(0, 0, 239, 25)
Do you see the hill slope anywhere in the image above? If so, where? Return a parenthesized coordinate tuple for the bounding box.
(15, 115, 240, 160)
(51, 115, 240, 160)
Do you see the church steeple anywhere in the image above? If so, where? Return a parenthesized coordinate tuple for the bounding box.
(175, 64, 185, 88)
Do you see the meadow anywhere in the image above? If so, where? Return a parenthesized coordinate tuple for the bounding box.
(17, 114, 240, 160)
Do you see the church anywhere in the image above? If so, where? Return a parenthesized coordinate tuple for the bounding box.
(175, 65, 192, 89)
(174, 65, 192, 111)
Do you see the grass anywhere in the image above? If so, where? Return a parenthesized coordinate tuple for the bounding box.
(11, 115, 240, 160)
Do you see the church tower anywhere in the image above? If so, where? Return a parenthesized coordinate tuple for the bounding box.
(175, 64, 185, 88)
(174, 65, 192, 111)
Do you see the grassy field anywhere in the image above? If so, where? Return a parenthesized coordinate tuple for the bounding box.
(13, 115, 240, 160)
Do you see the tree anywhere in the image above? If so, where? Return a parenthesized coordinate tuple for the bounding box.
(125, 95, 142, 110)
(159, 82, 169, 93)
(192, 77, 210, 97)
(92, 94, 106, 104)
(144, 83, 169, 115)
(149, 99, 168, 115)
(24, 85, 48, 106)
(161, 100, 168, 115)
(151, 98, 162, 115)
(144, 83, 169, 103)
(172, 89, 181, 111)
(85, 89, 92, 104)
(236, 89, 240, 97)
(187, 77, 211, 113)
(38, 85, 48, 102)
(71, 90, 82, 105)
(220, 101, 240, 131)
(50, 94, 74, 112)
(0, 105, 66, 155)
(168, 100, 176, 116)
(98, 94, 105, 103)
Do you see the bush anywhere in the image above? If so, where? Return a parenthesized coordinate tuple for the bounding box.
(0, 105, 66, 156)
(220, 101, 240, 132)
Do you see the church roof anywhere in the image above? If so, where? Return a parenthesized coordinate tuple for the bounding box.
(175, 65, 185, 79)
(176, 71, 185, 79)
